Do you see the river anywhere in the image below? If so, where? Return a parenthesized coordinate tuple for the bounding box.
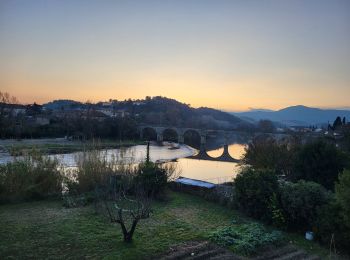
(0, 141, 247, 184)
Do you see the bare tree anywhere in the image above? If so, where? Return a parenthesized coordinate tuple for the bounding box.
(0, 91, 19, 138)
(95, 175, 151, 243)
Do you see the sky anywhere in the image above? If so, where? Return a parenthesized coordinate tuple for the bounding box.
(0, 0, 349, 111)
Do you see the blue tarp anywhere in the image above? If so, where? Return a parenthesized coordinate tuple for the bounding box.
(175, 177, 215, 188)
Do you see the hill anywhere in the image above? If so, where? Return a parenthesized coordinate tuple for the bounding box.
(43, 96, 247, 130)
(134, 96, 246, 129)
(43, 100, 85, 110)
(232, 105, 350, 126)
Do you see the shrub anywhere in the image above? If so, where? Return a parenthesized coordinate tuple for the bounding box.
(71, 149, 116, 193)
(0, 152, 63, 203)
(234, 168, 279, 222)
(209, 222, 284, 256)
(134, 162, 168, 198)
(280, 180, 330, 231)
(269, 193, 286, 228)
(133, 142, 178, 199)
(314, 169, 350, 254)
(67, 148, 140, 195)
(292, 140, 348, 190)
(134, 161, 178, 199)
(242, 135, 298, 176)
(315, 197, 350, 254)
(67, 142, 178, 199)
(335, 169, 350, 228)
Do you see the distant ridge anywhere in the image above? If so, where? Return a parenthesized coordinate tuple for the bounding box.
(231, 105, 350, 126)
(43, 99, 84, 110)
(43, 96, 248, 129)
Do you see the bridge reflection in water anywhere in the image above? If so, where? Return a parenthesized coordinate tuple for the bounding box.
(139, 125, 244, 163)
(186, 144, 240, 163)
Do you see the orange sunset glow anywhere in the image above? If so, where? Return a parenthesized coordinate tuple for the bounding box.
(1, 0, 349, 110)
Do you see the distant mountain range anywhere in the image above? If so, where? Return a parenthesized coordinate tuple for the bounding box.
(42, 100, 350, 127)
(231, 105, 350, 126)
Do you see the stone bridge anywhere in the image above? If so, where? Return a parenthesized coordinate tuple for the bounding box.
(138, 125, 241, 163)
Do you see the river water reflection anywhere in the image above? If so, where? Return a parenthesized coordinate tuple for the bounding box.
(189, 143, 246, 183)
(62, 143, 247, 184)
(0, 142, 247, 184)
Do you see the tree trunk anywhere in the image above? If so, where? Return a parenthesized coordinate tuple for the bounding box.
(120, 219, 139, 243)
(123, 232, 133, 243)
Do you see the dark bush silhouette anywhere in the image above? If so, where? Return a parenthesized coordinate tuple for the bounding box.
(234, 168, 279, 222)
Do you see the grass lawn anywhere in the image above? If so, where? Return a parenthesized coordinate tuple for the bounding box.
(0, 191, 329, 259)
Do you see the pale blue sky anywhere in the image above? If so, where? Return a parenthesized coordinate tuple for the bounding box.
(1, 0, 349, 110)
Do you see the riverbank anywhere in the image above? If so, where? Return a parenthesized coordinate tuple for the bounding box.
(0, 191, 329, 259)
(0, 138, 144, 156)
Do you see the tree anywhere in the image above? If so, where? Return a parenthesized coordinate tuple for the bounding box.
(333, 116, 343, 129)
(257, 120, 275, 133)
(96, 176, 151, 243)
(291, 140, 348, 190)
(242, 135, 298, 176)
(0, 91, 18, 138)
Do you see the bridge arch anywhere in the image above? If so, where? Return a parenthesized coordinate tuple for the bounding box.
(227, 143, 247, 160)
(183, 129, 203, 149)
(207, 147, 225, 158)
(162, 128, 179, 143)
(140, 126, 157, 141)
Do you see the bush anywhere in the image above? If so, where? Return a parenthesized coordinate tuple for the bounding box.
(315, 197, 350, 254)
(71, 149, 115, 193)
(335, 169, 350, 228)
(67, 148, 138, 194)
(134, 162, 168, 198)
(209, 222, 284, 256)
(292, 140, 348, 190)
(242, 135, 298, 176)
(234, 168, 279, 222)
(67, 143, 178, 200)
(0, 152, 63, 203)
(279, 180, 330, 231)
(133, 142, 178, 199)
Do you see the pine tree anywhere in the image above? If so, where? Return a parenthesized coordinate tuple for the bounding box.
(333, 116, 343, 129)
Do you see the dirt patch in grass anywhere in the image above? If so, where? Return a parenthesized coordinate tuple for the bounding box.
(155, 240, 241, 260)
(168, 207, 198, 220)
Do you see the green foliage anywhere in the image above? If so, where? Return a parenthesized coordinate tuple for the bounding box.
(280, 180, 330, 231)
(292, 140, 348, 190)
(242, 135, 298, 175)
(315, 197, 350, 253)
(0, 151, 63, 203)
(209, 223, 284, 256)
(234, 168, 279, 222)
(134, 162, 168, 198)
(335, 169, 350, 229)
(342, 128, 350, 152)
(269, 193, 286, 228)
